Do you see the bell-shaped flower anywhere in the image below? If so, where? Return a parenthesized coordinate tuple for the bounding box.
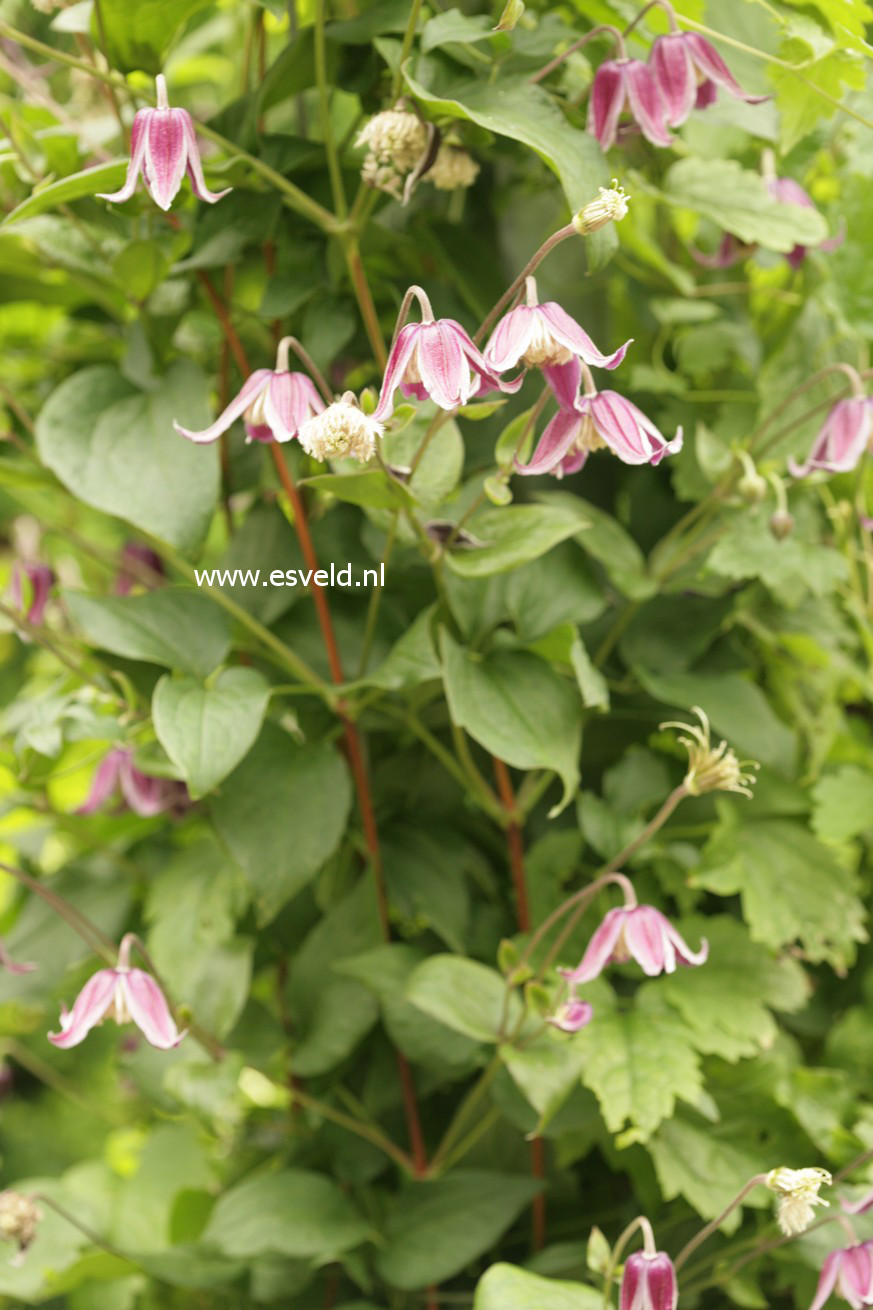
(788, 397, 872, 478)
(175, 340, 324, 445)
(620, 1250, 678, 1310)
(651, 31, 768, 128)
(516, 359, 681, 477)
(562, 904, 708, 985)
(299, 392, 383, 463)
(8, 562, 54, 628)
(588, 58, 673, 151)
(810, 1243, 873, 1310)
(98, 74, 231, 211)
(0, 939, 35, 975)
(486, 276, 631, 374)
(49, 934, 185, 1051)
(547, 986, 593, 1034)
(76, 747, 188, 819)
(374, 285, 520, 421)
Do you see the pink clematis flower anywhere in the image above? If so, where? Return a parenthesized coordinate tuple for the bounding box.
(49, 934, 184, 1051)
(174, 339, 324, 445)
(115, 543, 165, 595)
(651, 30, 767, 129)
(810, 1243, 873, 1310)
(588, 58, 673, 151)
(486, 276, 631, 374)
(8, 562, 54, 628)
(516, 359, 682, 478)
(373, 285, 521, 421)
(562, 904, 708, 985)
(98, 74, 231, 211)
(621, 1251, 678, 1310)
(0, 939, 36, 975)
(843, 1193, 873, 1217)
(76, 747, 188, 819)
(691, 171, 843, 270)
(547, 987, 593, 1034)
(788, 397, 872, 478)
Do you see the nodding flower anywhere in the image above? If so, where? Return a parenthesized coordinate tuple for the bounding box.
(650, 30, 768, 129)
(547, 986, 594, 1034)
(98, 74, 231, 211)
(174, 338, 325, 445)
(49, 935, 185, 1051)
(620, 1249, 678, 1310)
(76, 747, 189, 819)
(562, 902, 708, 985)
(588, 57, 673, 151)
(486, 277, 631, 374)
(809, 1242, 873, 1310)
(8, 562, 54, 629)
(788, 395, 872, 479)
(373, 286, 521, 422)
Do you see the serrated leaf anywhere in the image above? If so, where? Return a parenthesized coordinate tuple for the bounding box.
(663, 158, 829, 251)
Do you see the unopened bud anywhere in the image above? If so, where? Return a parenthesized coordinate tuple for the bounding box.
(0, 1191, 41, 1264)
(770, 510, 794, 540)
(738, 468, 768, 503)
(494, 0, 524, 30)
(572, 181, 629, 235)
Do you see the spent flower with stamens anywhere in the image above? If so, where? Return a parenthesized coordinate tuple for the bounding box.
(0, 1192, 42, 1266)
(620, 1250, 678, 1310)
(298, 393, 383, 463)
(428, 144, 480, 191)
(661, 706, 758, 797)
(651, 30, 768, 129)
(788, 397, 872, 479)
(357, 105, 428, 198)
(572, 180, 630, 235)
(49, 934, 185, 1051)
(174, 339, 324, 445)
(563, 904, 708, 985)
(810, 1243, 873, 1310)
(98, 75, 231, 211)
(766, 1167, 832, 1236)
(76, 747, 189, 818)
(486, 277, 631, 374)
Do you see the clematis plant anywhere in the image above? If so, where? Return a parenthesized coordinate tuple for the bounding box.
(620, 1250, 678, 1310)
(98, 74, 231, 211)
(588, 54, 673, 150)
(49, 934, 185, 1050)
(174, 337, 325, 445)
(485, 276, 631, 374)
(562, 902, 708, 984)
(789, 395, 872, 478)
(76, 747, 188, 818)
(650, 28, 767, 127)
(373, 285, 521, 421)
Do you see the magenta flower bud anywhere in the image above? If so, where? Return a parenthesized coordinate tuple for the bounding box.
(810, 1242, 873, 1310)
(115, 543, 165, 595)
(8, 562, 54, 628)
(588, 58, 673, 151)
(766, 176, 845, 268)
(0, 939, 36, 975)
(651, 31, 767, 129)
(621, 1251, 678, 1310)
(49, 934, 185, 1051)
(174, 343, 324, 446)
(374, 286, 520, 421)
(486, 276, 631, 374)
(788, 397, 872, 478)
(562, 905, 708, 985)
(76, 748, 189, 819)
(547, 988, 593, 1033)
(98, 74, 231, 211)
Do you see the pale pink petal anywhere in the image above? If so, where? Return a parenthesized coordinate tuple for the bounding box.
(485, 305, 537, 372)
(651, 34, 697, 128)
(686, 33, 769, 103)
(75, 749, 126, 815)
(789, 398, 871, 477)
(588, 61, 626, 151)
(373, 323, 421, 421)
(0, 939, 36, 974)
(143, 108, 188, 211)
(544, 359, 582, 411)
(561, 906, 627, 984)
(120, 970, 186, 1049)
(173, 370, 272, 444)
(624, 59, 674, 147)
(48, 969, 118, 1048)
(516, 407, 584, 476)
(417, 320, 471, 409)
(548, 996, 593, 1033)
(810, 1251, 842, 1310)
(591, 391, 681, 464)
(181, 111, 232, 204)
(264, 372, 323, 443)
(624, 906, 670, 975)
(841, 1245, 873, 1306)
(10, 563, 54, 626)
(664, 919, 709, 968)
(558, 448, 589, 477)
(97, 109, 149, 202)
(538, 302, 632, 370)
(768, 177, 814, 209)
(118, 757, 180, 818)
(451, 320, 515, 396)
(841, 1192, 873, 1216)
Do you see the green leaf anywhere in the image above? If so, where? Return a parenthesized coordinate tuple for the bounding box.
(662, 158, 830, 251)
(3, 162, 128, 225)
(96, 0, 212, 72)
(694, 818, 867, 971)
(657, 916, 809, 1062)
(376, 1172, 541, 1290)
(212, 724, 352, 924)
(706, 506, 848, 604)
(36, 363, 220, 553)
(405, 954, 522, 1042)
(152, 668, 270, 798)
(545, 492, 655, 600)
(446, 503, 591, 578)
(64, 590, 230, 677)
(500, 1035, 588, 1124)
(301, 469, 415, 509)
(648, 1111, 773, 1233)
(772, 48, 866, 152)
(811, 765, 873, 841)
(202, 1169, 370, 1260)
(361, 607, 440, 690)
(441, 632, 582, 814)
(475, 1264, 602, 1310)
(421, 10, 495, 51)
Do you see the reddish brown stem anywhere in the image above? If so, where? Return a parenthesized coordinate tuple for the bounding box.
(493, 758, 530, 931)
(196, 271, 249, 376)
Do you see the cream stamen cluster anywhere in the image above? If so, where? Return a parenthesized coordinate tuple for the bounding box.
(298, 393, 383, 463)
(661, 706, 759, 797)
(356, 106, 427, 198)
(766, 1167, 832, 1236)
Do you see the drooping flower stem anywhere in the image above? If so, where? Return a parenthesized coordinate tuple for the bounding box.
(34, 1193, 141, 1269)
(623, 0, 679, 38)
(0, 861, 116, 964)
(277, 336, 335, 405)
(673, 1174, 768, 1271)
(601, 1215, 657, 1308)
(391, 0, 426, 99)
(344, 236, 388, 368)
(474, 225, 578, 346)
(528, 25, 626, 86)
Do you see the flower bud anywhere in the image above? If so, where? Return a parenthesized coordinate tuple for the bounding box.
(494, 0, 524, 31)
(0, 1191, 41, 1264)
(738, 468, 768, 503)
(298, 393, 383, 464)
(770, 509, 794, 540)
(428, 145, 480, 191)
(572, 182, 629, 236)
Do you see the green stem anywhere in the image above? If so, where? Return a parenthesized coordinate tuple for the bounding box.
(673, 1175, 767, 1272)
(357, 515, 398, 677)
(391, 0, 426, 99)
(429, 1055, 502, 1173)
(315, 0, 348, 219)
(0, 861, 117, 963)
(287, 1083, 415, 1174)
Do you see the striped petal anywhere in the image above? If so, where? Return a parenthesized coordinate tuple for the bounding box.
(265, 372, 324, 442)
(686, 32, 769, 103)
(624, 59, 673, 146)
(143, 108, 188, 211)
(174, 370, 272, 443)
(97, 109, 149, 203)
(485, 305, 537, 371)
(416, 320, 472, 408)
(651, 33, 697, 128)
(49, 969, 118, 1048)
(538, 302, 631, 370)
(373, 323, 421, 421)
(181, 110, 232, 204)
(121, 970, 186, 1049)
(515, 407, 583, 476)
(587, 61, 626, 151)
